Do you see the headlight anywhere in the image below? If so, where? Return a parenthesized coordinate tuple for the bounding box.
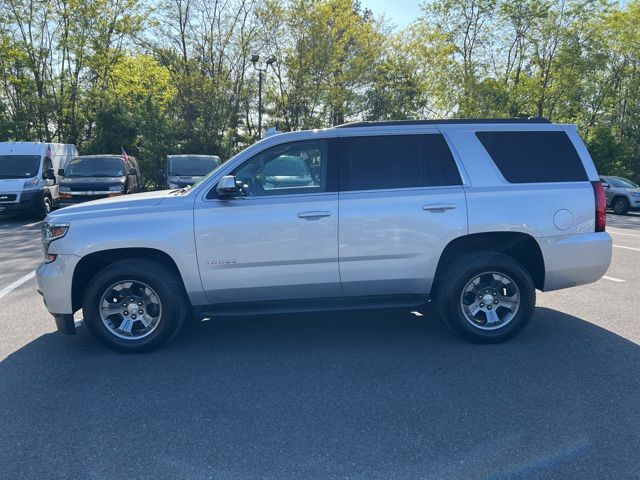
(23, 177, 39, 189)
(59, 186, 70, 193)
(41, 222, 69, 263)
(109, 184, 124, 192)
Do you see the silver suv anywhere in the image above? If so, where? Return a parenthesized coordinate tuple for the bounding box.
(36, 119, 612, 352)
(600, 175, 640, 215)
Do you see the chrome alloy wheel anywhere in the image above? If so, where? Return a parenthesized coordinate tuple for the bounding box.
(99, 280, 162, 340)
(460, 271, 520, 331)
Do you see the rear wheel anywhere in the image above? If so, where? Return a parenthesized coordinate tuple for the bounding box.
(613, 197, 629, 215)
(82, 259, 189, 352)
(435, 251, 535, 343)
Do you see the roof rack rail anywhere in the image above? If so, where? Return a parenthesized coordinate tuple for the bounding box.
(335, 117, 551, 128)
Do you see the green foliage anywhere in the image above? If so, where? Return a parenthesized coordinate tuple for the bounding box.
(0, 0, 639, 182)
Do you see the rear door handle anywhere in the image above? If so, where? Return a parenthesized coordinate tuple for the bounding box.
(423, 203, 457, 213)
(297, 211, 332, 219)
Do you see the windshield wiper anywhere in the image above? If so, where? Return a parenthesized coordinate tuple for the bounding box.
(169, 185, 192, 195)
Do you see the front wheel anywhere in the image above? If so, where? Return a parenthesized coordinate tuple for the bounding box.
(613, 197, 629, 215)
(435, 251, 536, 343)
(36, 194, 52, 219)
(82, 259, 189, 352)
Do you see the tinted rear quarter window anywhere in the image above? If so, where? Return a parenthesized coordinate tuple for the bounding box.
(340, 134, 461, 191)
(476, 131, 587, 183)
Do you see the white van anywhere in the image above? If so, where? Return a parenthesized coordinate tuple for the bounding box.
(0, 142, 78, 218)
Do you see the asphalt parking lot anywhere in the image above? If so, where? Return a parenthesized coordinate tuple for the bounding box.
(1, 214, 639, 479)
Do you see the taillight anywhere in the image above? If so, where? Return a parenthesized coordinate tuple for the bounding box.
(591, 181, 606, 232)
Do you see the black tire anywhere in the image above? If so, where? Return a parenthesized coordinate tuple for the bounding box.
(612, 197, 629, 215)
(82, 259, 189, 352)
(36, 194, 52, 219)
(435, 251, 536, 343)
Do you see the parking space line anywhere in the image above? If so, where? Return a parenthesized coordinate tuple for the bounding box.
(0, 271, 36, 300)
(602, 275, 625, 283)
(21, 221, 41, 228)
(608, 229, 640, 238)
(613, 244, 640, 252)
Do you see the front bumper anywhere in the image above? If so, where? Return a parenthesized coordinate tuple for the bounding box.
(539, 232, 612, 291)
(58, 193, 116, 207)
(0, 189, 41, 213)
(36, 254, 82, 334)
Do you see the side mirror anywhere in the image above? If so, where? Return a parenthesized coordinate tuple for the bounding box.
(216, 175, 241, 198)
(43, 168, 55, 180)
(129, 167, 137, 176)
(57, 168, 65, 176)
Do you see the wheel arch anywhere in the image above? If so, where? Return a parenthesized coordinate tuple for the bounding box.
(432, 232, 545, 295)
(72, 247, 185, 312)
(611, 195, 629, 206)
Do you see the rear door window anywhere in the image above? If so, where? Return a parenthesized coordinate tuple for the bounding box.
(476, 131, 588, 183)
(339, 134, 461, 191)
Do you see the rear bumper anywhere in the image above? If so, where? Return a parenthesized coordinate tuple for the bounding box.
(36, 254, 81, 333)
(539, 232, 612, 291)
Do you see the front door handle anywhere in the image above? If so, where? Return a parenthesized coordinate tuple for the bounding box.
(297, 211, 332, 219)
(423, 203, 457, 213)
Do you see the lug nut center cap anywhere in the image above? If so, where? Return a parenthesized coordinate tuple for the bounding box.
(482, 294, 494, 305)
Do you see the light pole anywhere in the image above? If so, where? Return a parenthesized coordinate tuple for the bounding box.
(251, 54, 276, 138)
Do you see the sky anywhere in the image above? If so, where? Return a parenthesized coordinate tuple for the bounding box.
(360, 0, 424, 30)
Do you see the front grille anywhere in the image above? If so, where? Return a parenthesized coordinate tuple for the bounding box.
(67, 184, 118, 192)
(0, 194, 17, 202)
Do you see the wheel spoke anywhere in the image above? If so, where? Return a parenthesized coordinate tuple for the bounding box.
(489, 275, 503, 291)
(102, 301, 123, 311)
(119, 318, 134, 335)
(468, 304, 482, 317)
(485, 309, 500, 324)
(500, 294, 519, 312)
(139, 314, 152, 328)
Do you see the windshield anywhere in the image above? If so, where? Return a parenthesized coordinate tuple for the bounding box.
(609, 177, 639, 188)
(187, 162, 227, 191)
(168, 156, 220, 176)
(65, 157, 125, 177)
(0, 155, 41, 179)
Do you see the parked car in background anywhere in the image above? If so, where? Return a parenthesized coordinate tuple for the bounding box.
(237, 154, 317, 191)
(0, 142, 77, 218)
(164, 154, 221, 189)
(36, 118, 612, 352)
(600, 175, 640, 214)
(58, 155, 142, 207)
